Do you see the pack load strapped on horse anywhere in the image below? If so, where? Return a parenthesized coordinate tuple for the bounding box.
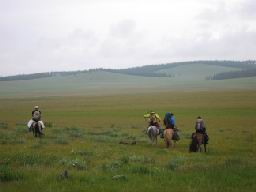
(27, 106, 45, 137)
(144, 111, 162, 144)
(189, 116, 209, 152)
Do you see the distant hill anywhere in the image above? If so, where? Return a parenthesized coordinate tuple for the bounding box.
(0, 60, 256, 98)
(1, 60, 256, 81)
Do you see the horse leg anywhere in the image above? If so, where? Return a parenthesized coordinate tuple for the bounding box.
(204, 144, 207, 152)
(38, 124, 43, 137)
(35, 123, 39, 137)
(199, 144, 203, 152)
(166, 140, 169, 148)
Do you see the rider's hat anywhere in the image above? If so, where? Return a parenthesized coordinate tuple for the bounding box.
(34, 106, 39, 109)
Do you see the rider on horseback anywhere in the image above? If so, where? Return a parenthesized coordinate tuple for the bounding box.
(144, 111, 161, 134)
(164, 112, 179, 140)
(27, 106, 45, 134)
(195, 116, 208, 144)
(195, 116, 205, 133)
(164, 112, 175, 129)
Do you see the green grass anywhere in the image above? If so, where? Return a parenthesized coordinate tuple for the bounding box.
(0, 91, 255, 191)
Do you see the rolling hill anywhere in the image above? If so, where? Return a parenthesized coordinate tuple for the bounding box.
(0, 61, 256, 98)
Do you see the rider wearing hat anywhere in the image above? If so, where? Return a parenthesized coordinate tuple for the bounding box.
(144, 111, 161, 128)
(27, 106, 45, 132)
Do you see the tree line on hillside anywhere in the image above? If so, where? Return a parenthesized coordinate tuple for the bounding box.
(1, 60, 255, 81)
(0, 71, 88, 81)
(206, 69, 256, 80)
(103, 60, 256, 77)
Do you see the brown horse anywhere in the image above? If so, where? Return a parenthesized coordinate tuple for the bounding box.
(190, 133, 206, 152)
(164, 129, 174, 148)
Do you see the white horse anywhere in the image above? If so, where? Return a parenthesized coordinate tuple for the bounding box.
(147, 126, 159, 145)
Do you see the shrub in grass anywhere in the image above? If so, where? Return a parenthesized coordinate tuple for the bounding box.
(59, 158, 87, 171)
(112, 175, 127, 181)
(70, 159, 87, 170)
(120, 156, 129, 164)
(0, 165, 23, 182)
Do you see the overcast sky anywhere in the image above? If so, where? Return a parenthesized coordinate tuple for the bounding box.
(0, 0, 256, 76)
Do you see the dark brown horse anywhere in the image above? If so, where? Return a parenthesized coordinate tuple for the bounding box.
(189, 133, 207, 152)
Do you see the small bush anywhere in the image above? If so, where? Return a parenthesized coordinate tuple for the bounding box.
(120, 156, 129, 164)
(112, 175, 127, 181)
(59, 158, 87, 171)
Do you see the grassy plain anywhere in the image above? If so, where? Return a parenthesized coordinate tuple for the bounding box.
(0, 91, 256, 192)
